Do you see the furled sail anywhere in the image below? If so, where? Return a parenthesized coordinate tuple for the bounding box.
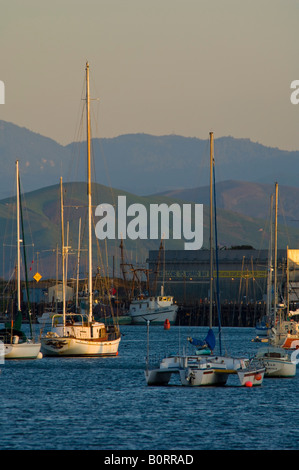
(188, 328, 216, 351)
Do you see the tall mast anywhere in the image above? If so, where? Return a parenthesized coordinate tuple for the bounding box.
(86, 61, 93, 322)
(16, 160, 21, 312)
(267, 193, 274, 316)
(209, 132, 214, 329)
(60, 177, 66, 335)
(274, 182, 278, 320)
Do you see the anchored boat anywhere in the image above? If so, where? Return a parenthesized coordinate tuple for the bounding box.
(41, 62, 121, 357)
(254, 346, 296, 377)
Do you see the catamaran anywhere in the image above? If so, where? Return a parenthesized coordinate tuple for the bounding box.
(145, 132, 265, 387)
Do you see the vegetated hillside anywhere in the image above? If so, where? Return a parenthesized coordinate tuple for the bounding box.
(1, 181, 299, 280)
(156, 180, 299, 227)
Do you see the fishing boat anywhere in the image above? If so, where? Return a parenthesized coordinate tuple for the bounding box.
(254, 346, 296, 377)
(41, 62, 121, 357)
(0, 161, 42, 360)
(121, 239, 178, 325)
(129, 288, 178, 325)
(145, 132, 265, 387)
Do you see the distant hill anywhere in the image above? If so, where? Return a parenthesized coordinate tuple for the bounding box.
(1, 120, 299, 199)
(1, 181, 299, 280)
(156, 180, 299, 228)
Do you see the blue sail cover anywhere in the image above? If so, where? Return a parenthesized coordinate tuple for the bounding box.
(188, 328, 216, 351)
(205, 328, 216, 350)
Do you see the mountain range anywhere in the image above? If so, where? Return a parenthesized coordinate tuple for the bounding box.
(1, 119, 299, 280)
(156, 180, 299, 228)
(1, 120, 299, 198)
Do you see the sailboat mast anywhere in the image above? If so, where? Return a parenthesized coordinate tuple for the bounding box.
(209, 132, 214, 329)
(86, 61, 93, 322)
(16, 160, 21, 312)
(60, 177, 66, 335)
(274, 182, 278, 320)
(267, 193, 274, 316)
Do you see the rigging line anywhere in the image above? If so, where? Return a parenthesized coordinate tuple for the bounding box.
(90, 103, 117, 207)
(65, 77, 86, 187)
(67, 107, 85, 187)
(213, 155, 222, 355)
(278, 190, 293, 249)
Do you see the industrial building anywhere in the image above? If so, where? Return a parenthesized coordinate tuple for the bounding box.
(147, 248, 289, 305)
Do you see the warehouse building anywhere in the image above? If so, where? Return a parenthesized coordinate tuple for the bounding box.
(147, 248, 289, 305)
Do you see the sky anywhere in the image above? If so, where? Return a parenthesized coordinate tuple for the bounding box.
(0, 0, 299, 150)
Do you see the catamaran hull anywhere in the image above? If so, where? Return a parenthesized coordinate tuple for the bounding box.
(179, 368, 228, 386)
(145, 369, 174, 386)
(3, 342, 42, 360)
(237, 368, 265, 386)
(41, 336, 121, 357)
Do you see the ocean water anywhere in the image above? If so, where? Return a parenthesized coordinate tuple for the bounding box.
(0, 324, 298, 451)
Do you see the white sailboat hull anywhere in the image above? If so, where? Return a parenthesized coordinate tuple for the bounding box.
(262, 359, 296, 377)
(3, 341, 42, 360)
(254, 347, 296, 377)
(41, 335, 120, 357)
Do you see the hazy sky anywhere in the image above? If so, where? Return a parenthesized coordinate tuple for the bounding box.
(1, 0, 298, 150)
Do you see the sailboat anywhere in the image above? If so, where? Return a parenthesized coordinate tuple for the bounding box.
(268, 184, 299, 351)
(145, 132, 265, 387)
(41, 62, 121, 357)
(0, 161, 42, 360)
(254, 346, 296, 377)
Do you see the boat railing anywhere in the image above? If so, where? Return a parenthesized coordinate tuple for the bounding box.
(51, 312, 89, 327)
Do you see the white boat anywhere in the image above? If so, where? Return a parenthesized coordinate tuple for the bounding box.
(0, 161, 42, 360)
(41, 62, 121, 357)
(1, 335, 42, 360)
(41, 313, 120, 357)
(254, 346, 296, 377)
(129, 291, 178, 325)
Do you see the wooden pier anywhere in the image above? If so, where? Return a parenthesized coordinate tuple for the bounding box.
(176, 301, 267, 327)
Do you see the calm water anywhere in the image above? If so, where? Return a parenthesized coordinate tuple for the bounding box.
(0, 324, 298, 450)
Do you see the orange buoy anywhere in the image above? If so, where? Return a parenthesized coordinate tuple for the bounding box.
(164, 319, 170, 330)
(245, 381, 253, 387)
(255, 374, 262, 381)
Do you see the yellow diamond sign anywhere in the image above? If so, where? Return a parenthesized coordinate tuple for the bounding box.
(33, 272, 42, 282)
